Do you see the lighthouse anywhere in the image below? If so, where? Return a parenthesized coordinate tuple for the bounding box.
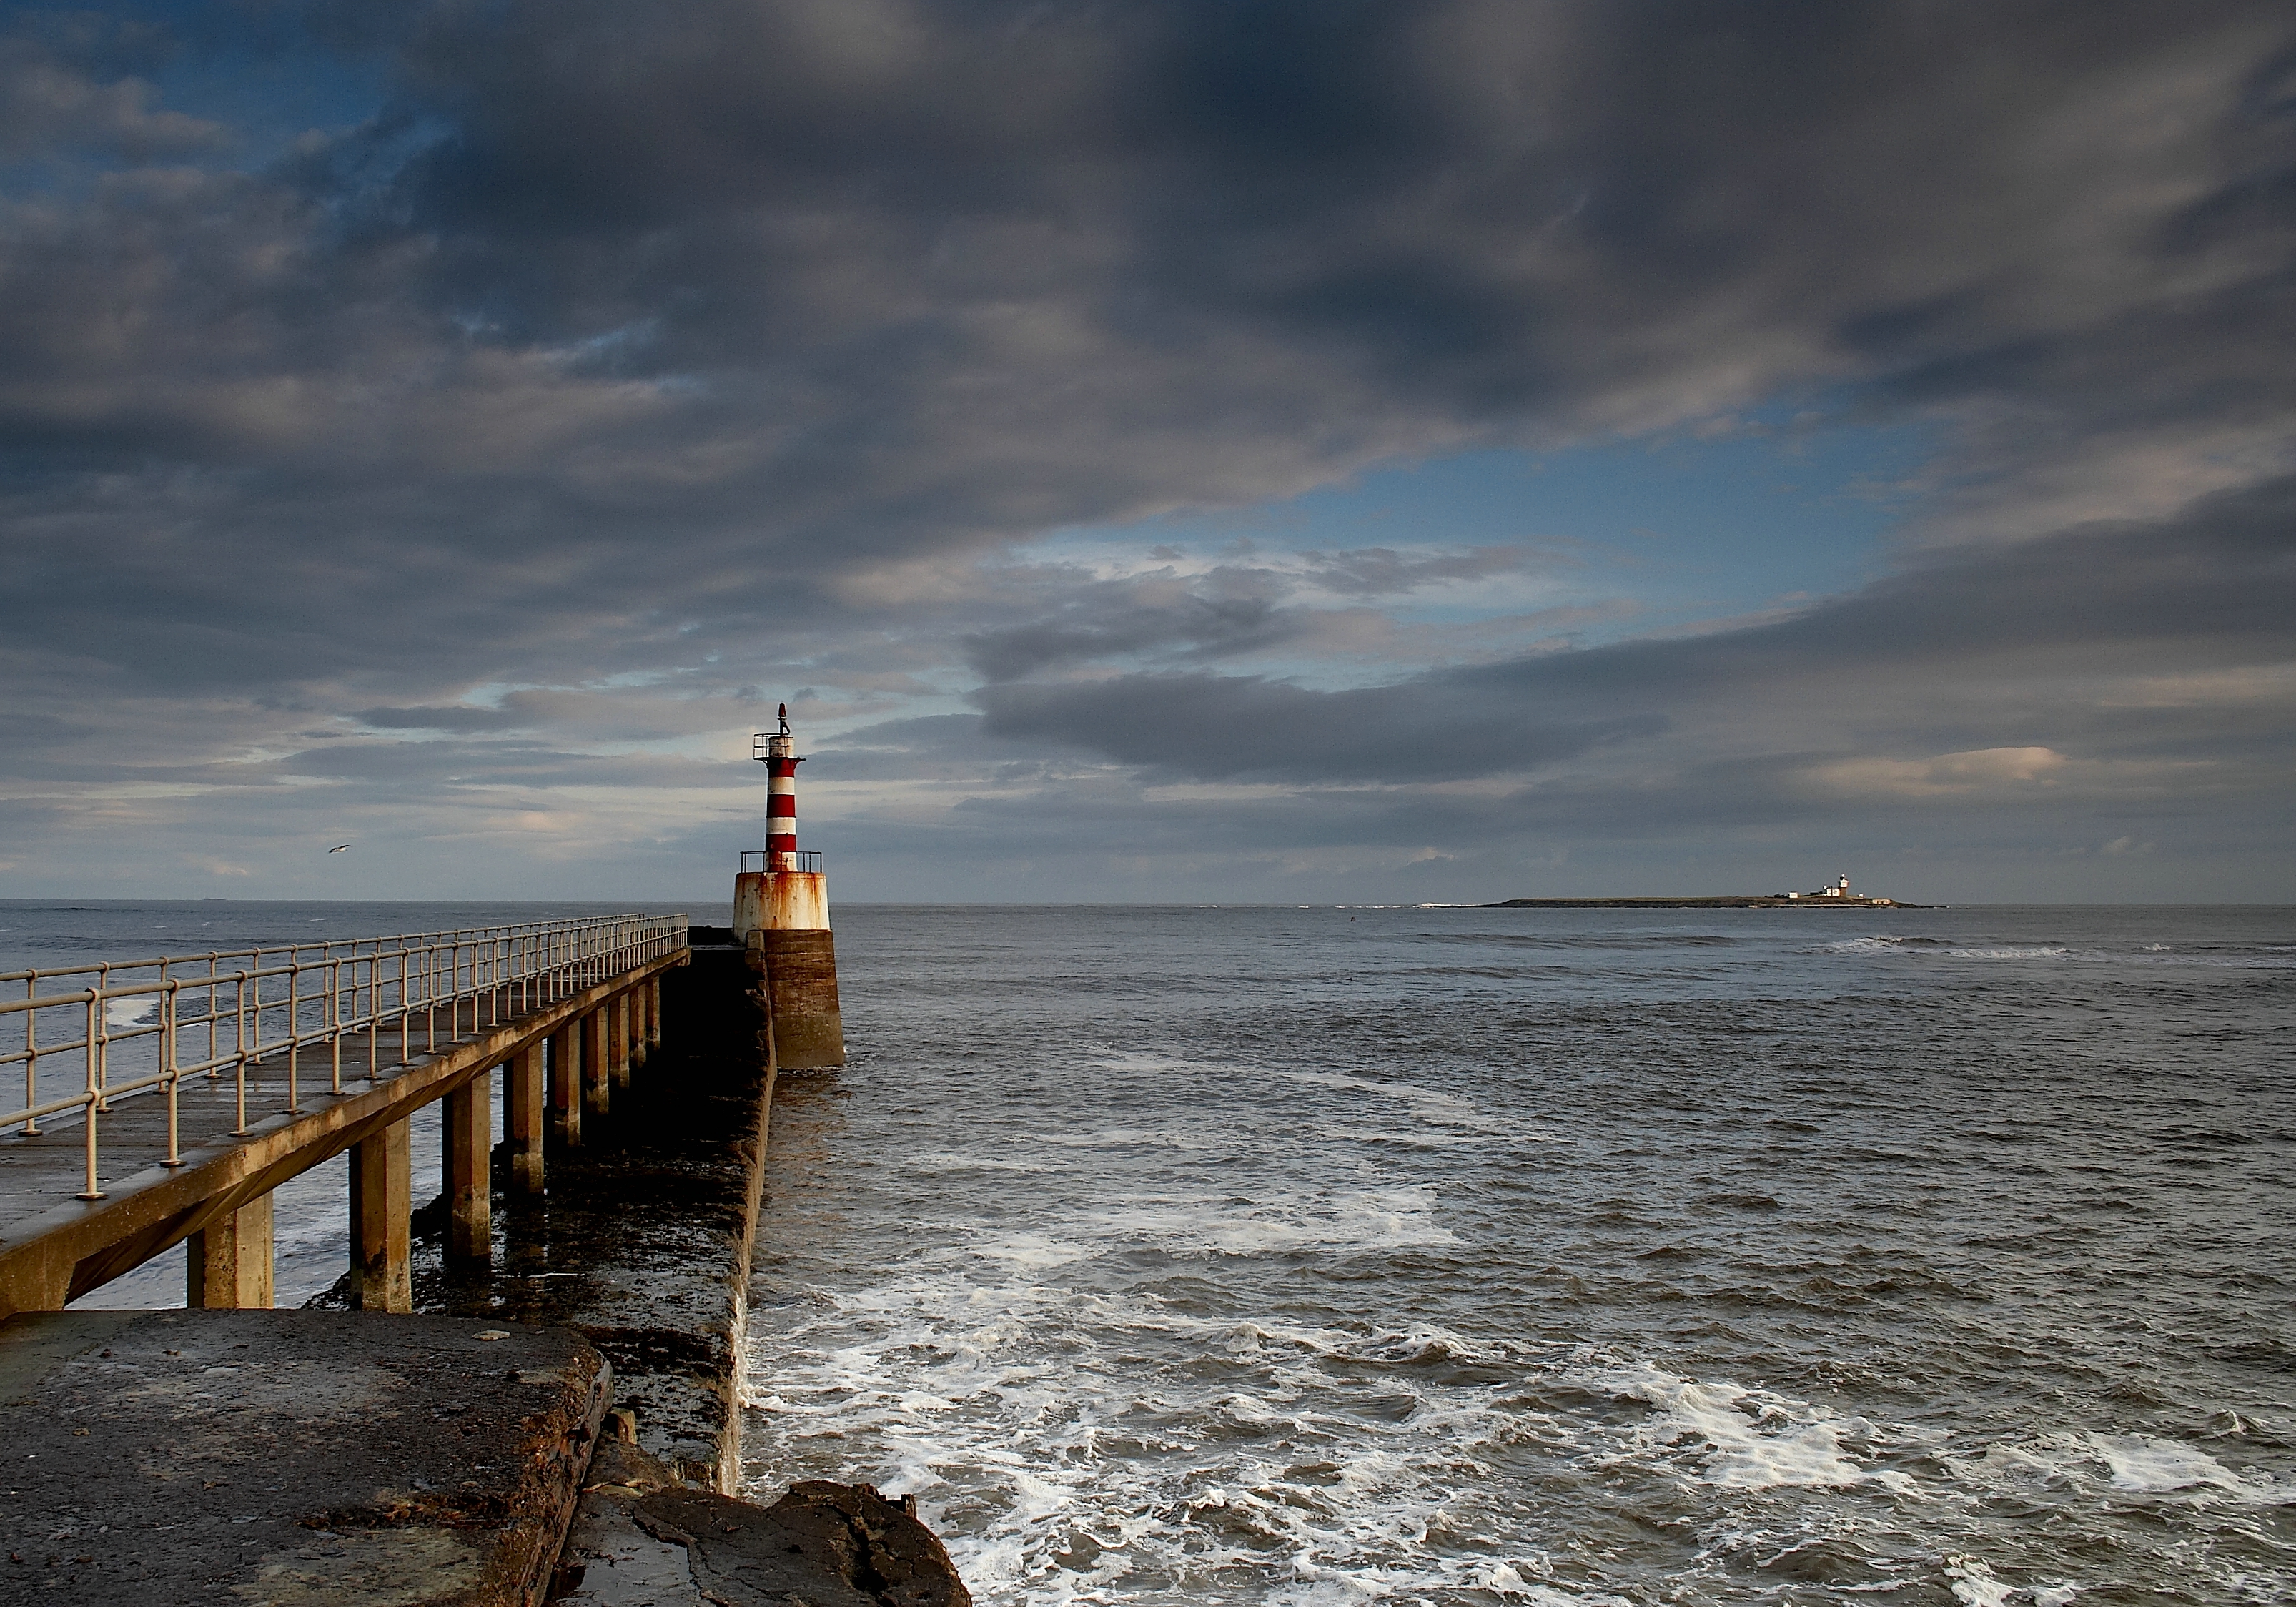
(732, 704, 846, 1067)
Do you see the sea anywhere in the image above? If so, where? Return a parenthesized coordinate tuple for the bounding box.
(4, 900, 2292, 1605)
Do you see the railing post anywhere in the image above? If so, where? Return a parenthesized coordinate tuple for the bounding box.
(350, 1117, 412, 1312)
(79, 989, 103, 1200)
(162, 979, 182, 1167)
(445, 1069, 491, 1263)
(19, 972, 40, 1135)
(284, 961, 302, 1113)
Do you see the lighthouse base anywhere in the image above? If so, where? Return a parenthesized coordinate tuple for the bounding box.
(733, 869, 828, 936)
(756, 929, 846, 1068)
(731, 869, 843, 1068)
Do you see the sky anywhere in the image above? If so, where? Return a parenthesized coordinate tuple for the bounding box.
(1, 0, 2292, 906)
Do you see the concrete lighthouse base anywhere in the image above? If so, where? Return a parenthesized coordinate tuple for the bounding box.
(756, 929, 846, 1069)
(731, 868, 846, 1069)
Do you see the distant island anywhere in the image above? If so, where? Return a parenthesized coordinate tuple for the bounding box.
(1484, 876, 1924, 909)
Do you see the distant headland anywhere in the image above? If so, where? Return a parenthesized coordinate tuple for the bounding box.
(1484, 875, 1925, 909)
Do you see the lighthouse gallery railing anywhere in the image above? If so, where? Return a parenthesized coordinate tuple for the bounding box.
(1, 913, 686, 1200)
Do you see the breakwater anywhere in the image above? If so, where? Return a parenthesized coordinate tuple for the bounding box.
(0, 911, 967, 1607)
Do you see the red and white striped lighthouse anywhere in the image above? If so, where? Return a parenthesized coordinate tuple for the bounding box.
(731, 703, 845, 1067)
(763, 704, 800, 869)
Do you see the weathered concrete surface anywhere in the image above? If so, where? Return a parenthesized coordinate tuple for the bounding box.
(552, 1437, 970, 1607)
(754, 931, 845, 1069)
(322, 944, 776, 1490)
(0, 1308, 607, 1607)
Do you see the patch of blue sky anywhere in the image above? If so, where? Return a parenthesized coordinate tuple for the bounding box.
(139, 4, 391, 164)
(1034, 412, 1936, 658)
(1, 0, 390, 191)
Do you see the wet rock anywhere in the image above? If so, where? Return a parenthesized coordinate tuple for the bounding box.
(553, 1440, 969, 1607)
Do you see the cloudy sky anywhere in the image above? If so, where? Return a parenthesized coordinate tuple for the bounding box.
(3, 0, 2291, 904)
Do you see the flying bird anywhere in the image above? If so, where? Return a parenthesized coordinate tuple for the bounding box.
(328, 843, 352, 854)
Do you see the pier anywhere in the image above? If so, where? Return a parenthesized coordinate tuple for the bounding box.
(1, 914, 683, 1319)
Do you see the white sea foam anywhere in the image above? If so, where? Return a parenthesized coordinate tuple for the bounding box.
(1590, 1362, 1917, 1492)
(1944, 1430, 2295, 1507)
(1277, 1067, 1511, 1134)
(911, 1149, 1054, 1174)
(2087, 1434, 2294, 1501)
(103, 997, 156, 1028)
(1804, 936, 2079, 961)
(1945, 1557, 2018, 1607)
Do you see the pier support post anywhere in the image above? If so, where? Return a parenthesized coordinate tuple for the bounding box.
(185, 1192, 273, 1309)
(611, 992, 632, 1089)
(549, 1022, 581, 1147)
(583, 1008, 610, 1118)
(350, 1117, 412, 1312)
(507, 1041, 545, 1194)
(445, 1069, 490, 1263)
(648, 976, 661, 1049)
(630, 984, 649, 1071)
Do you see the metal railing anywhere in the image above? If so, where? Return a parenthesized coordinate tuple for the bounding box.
(1, 913, 686, 1200)
(739, 850, 823, 874)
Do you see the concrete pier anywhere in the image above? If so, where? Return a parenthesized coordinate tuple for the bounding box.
(0, 1309, 608, 1606)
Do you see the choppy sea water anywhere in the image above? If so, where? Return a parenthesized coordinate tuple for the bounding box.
(740, 906, 2296, 1606)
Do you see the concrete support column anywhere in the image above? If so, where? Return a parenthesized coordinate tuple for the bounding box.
(506, 1041, 545, 1195)
(610, 992, 632, 1089)
(548, 1022, 581, 1147)
(583, 1008, 611, 1117)
(186, 1192, 273, 1310)
(629, 984, 649, 1072)
(445, 1069, 490, 1263)
(648, 976, 662, 1048)
(350, 1118, 412, 1312)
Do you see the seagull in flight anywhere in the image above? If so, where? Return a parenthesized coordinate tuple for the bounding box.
(328, 843, 352, 854)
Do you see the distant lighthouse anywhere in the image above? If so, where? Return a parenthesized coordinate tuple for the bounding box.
(732, 704, 846, 1067)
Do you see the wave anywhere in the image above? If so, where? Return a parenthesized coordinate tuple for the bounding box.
(1421, 932, 1741, 950)
(1806, 936, 2075, 960)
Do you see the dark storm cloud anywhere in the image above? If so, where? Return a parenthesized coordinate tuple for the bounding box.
(1, 1, 2292, 893)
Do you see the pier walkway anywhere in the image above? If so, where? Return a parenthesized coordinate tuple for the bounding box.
(0, 913, 686, 1318)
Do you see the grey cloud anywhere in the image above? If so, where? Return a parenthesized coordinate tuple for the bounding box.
(959, 545, 1560, 681)
(979, 675, 1666, 784)
(353, 704, 524, 731)
(976, 475, 2296, 798)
